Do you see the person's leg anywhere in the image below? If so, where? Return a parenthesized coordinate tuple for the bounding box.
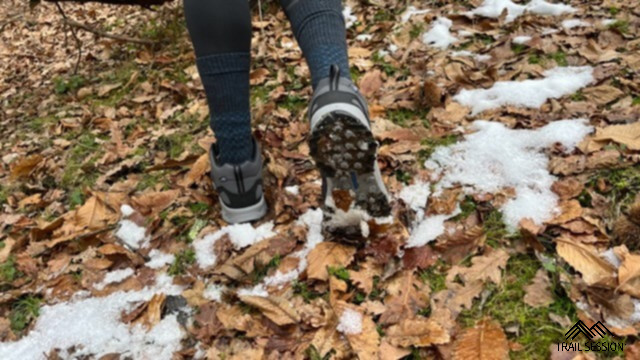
(184, 0, 253, 165)
(279, 0, 351, 88)
(184, 0, 267, 223)
(280, 0, 390, 218)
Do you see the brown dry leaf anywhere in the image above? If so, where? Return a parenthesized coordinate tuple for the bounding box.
(336, 303, 380, 359)
(97, 83, 122, 97)
(591, 122, 640, 151)
(74, 195, 118, 230)
(617, 250, 640, 298)
(380, 270, 429, 325)
(453, 318, 509, 360)
(386, 318, 450, 347)
(311, 322, 351, 359)
(239, 295, 300, 326)
(132, 293, 166, 329)
(215, 304, 268, 337)
(249, 68, 270, 85)
(10, 154, 42, 179)
(349, 258, 380, 294)
(548, 200, 583, 225)
(523, 269, 554, 308)
(307, 242, 356, 281)
(359, 69, 383, 98)
(448, 249, 510, 285)
(178, 153, 210, 187)
(582, 85, 624, 105)
(556, 237, 616, 287)
(379, 340, 411, 360)
(132, 189, 179, 216)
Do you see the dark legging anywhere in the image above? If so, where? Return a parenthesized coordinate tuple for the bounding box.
(183, 0, 350, 164)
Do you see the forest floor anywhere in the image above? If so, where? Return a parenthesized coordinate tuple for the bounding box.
(1, 0, 640, 359)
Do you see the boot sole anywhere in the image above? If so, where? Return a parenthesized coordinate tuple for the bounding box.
(309, 112, 391, 217)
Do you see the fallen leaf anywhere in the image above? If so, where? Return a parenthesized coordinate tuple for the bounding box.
(556, 237, 616, 287)
(239, 295, 300, 326)
(386, 318, 450, 347)
(591, 122, 640, 151)
(524, 270, 554, 308)
(447, 249, 510, 285)
(307, 242, 356, 281)
(453, 318, 509, 360)
(97, 83, 122, 97)
(583, 85, 624, 105)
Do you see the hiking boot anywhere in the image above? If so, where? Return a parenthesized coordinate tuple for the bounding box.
(308, 64, 391, 217)
(209, 139, 268, 223)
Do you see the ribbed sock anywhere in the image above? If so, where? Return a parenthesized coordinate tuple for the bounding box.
(281, 0, 351, 88)
(196, 52, 253, 165)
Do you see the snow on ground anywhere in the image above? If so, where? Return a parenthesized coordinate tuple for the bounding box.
(0, 274, 185, 360)
(401, 6, 429, 23)
(115, 220, 148, 249)
(406, 209, 461, 248)
(562, 19, 590, 29)
(426, 119, 593, 229)
(513, 35, 532, 44)
(422, 17, 458, 49)
(94, 268, 135, 290)
(343, 6, 357, 29)
(453, 66, 594, 115)
(337, 308, 363, 335)
(203, 283, 225, 302)
(145, 249, 175, 269)
(450, 50, 492, 62)
(469, 0, 575, 23)
(193, 222, 275, 269)
(285, 185, 300, 195)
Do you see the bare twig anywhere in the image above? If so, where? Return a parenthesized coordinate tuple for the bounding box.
(0, 12, 24, 31)
(63, 18, 157, 45)
(54, 2, 83, 74)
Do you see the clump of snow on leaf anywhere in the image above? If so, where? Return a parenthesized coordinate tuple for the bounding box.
(453, 66, 594, 115)
(422, 17, 458, 49)
(342, 6, 357, 28)
(203, 283, 225, 302)
(146, 250, 175, 269)
(562, 19, 590, 29)
(193, 222, 275, 269)
(94, 268, 134, 290)
(337, 308, 363, 335)
(401, 6, 429, 23)
(0, 274, 184, 360)
(426, 119, 593, 230)
(512, 35, 532, 44)
(469, 0, 575, 23)
(115, 220, 148, 249)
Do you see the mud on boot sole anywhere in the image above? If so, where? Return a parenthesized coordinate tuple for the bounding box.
(309, 113, 391, 217)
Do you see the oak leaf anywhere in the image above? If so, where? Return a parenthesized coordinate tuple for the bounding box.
(452, 318, 509, 360)
(386, 318, 450, 347)
(556, 237, 616, 287)
(523, 270, 554, 308)
(239, 295, 300, 326)
(307, 242, 356, 281)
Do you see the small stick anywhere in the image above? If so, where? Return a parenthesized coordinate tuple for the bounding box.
(64, 18, 157, 45)
(54, 2, 83, 74)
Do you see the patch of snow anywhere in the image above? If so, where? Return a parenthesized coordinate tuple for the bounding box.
(451, 50, 491, 62)
(0, 274, 185, 360)
(401, 6, 430, 23)
(457, 30, 474, 37)
(343, 6, 357, 28)
(203, 284, 225, 302)
(146, 250, 175, 269)
(406, 207, 461, 248)
(425, 119, 593, 229)
(237, 284, 269, 298)
(194, 222, 275, 269)
(562, 19, 590, 29)
(513, 35, 532, 44)
(453, 66, 594, 115)
(600, 248, 622, 268)
(337, 308, 363, 335)
(285, 185, 300, 195)
(541, 27, 560, 35)
(388, 44, 399, 53)
(422, 17, 458, 49)
(355, 34, 373, 41)
(115, 220, 148, 249)
(398, 181, 431, 218)
(469, 0, 575, 23)
(120, 204, 134, 217)
(601, 19, 617, 26)
(94, 268, 134, 290)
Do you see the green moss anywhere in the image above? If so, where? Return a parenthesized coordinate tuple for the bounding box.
(459, 254, 576, 360)
(168, 248, 196, 276)
(373, 9, 394, 22)
(9, 295, 41, 332)
(293, 281, 326, 303)
(528, 53, 543, 65)
(372, 52, 397, 76)
(451, 196, 477, 221)
(608, 20, 630, 34)
(327, 266, 350, 281)
(54, 75, 85, 95)
(632, 97, 640, 106)
(395, 170, 413, 185)
(0, 185, 8, 205)
(0, 256, 22, 283)
(570, 91, 585, 102)
(549, 51, 568, 67)
(418, 261, 447, 293)
(417, 134, 459, 164)
(589, 165, 640, 212)
(410, 23, 424, 40)
(156, 132, 193, 159)
(135, 171, 170, 192)
(28, 115, 57, 132)
(251, 84, 273, 106)
(280, 94, 306, 113)
(511, 44, 527, 55)
(252, 255, 281, 284)
(483, 210, 509, 247)
(608, 6, 620, 15)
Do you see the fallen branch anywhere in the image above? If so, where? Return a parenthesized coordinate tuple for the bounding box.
(64, 18, 157, 45)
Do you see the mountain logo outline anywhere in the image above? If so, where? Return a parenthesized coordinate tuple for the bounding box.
(565, 321, 614, 341)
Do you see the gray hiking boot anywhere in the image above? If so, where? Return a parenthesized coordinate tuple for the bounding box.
(209, 139, 268, 224)
(309, 65, 391, 217)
